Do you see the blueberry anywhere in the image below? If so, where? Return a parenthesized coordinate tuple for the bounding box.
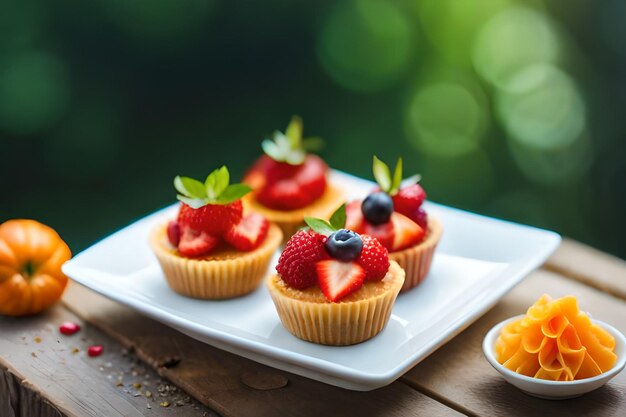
(361, 192, 393, 225)
(325, 229, 363, 261)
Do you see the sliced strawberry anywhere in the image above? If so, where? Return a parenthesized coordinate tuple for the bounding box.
(254, 155, 327, 210)
(345, 200, 365, 232)
(410, 207, 428, 230)
(390, 212, 425, 251)
(178, 227, 220, 257)
(293, 155, 327, 199)
(258, 178, 310, 210)
(362, 220, 395, 251)
(167, 220, 181, 247)
(392, 184, 426, 218)
(316, 260, 365, 302)
(224, 213, 269, 251)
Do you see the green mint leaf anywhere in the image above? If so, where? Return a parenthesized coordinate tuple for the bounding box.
(174, 176, 207, 199)
(204, 166, 230, 200)
(302, 137, 325, 152)
(285, 115, 303, 148)
(262, 138, 283, 161)
(389, 157, 403, 195)
(176, 195, 207, 209)
(329, 203, 346, 230)
(372, 155, 391, 193)
(214, 166, 230, 198)
(304, 217, 335, 236)
(215, 184, 251, 204)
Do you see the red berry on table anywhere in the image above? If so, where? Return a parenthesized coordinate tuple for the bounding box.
(87, 345, 103, 357)
(178, 200, 243, 236)
(166, 220, 181, 247)
(276, 230, 329, 289)
(224, 213, 269, 251)
(357, 235, 389, 282)
(392, 184, 426, 219)
(316, 260, 365, 302)
(390, 212, 425, 251)
(59, 322, 81, 336)
(178, 227, 220, 257)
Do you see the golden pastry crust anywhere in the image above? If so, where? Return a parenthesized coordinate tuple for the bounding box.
(243, 183, 345, 241)
(389, 217, 442, 292)
(150, 223, 282, 299)
(267, 261, 405, 345)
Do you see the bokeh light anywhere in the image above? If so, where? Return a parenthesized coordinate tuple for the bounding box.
(405, 82, 488, 158)
(419, 149, 495, 208)
(416, 0, 512, 66)
(487, 189, 550, 229)
(473, 7, 561, 91)
(508, 133, 592, 186)
(497, 64, 585, 152)
(0, 51, 70, 135)
(317, 0, 413, 92)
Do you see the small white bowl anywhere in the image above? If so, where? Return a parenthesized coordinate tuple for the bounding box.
(483, 315, 626, 400)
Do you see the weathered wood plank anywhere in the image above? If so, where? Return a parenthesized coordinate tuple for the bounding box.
(0, 305, 215, 417)
(62, 282, 461, 417)
(402, 269, 626, 417)
(545, 238, 626, 300)
(0, 364, 64, 417)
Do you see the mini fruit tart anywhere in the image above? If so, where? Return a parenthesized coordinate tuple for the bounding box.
(345, 156, 442, 292)
(150, 166, 283, 300)
(242, 116, 344, 239)
(267, 205, 405, 345)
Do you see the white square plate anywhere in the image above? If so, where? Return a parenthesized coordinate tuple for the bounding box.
(62, 171, 560, 390)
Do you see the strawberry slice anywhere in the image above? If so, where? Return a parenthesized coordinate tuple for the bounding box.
(316, 260, 365, 302)
(258, 178, 310, 210)
(293, 155, 327, 198)
(390, 212, 425, 251)
(178, 227, 220, 257)
(345, 200, 365, 232)
(224, 213, 269, 251)
(362, 221, 395, 251)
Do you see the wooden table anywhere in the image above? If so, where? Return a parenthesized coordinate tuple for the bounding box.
(1, 239, 625, 417)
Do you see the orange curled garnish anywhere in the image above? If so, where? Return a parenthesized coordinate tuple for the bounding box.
(495, 294, 617, 381)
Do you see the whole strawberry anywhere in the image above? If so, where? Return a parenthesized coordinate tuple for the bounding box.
(247, 116, 328, 210)
(178, 200, 242, 236)
(357, 235, 389, 281)
(392, 183, 426, 219)
(276, 230, 328, 289)
(174, 166, 251, 236)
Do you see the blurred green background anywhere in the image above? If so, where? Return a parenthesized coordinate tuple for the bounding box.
(1, 0, 624, 258)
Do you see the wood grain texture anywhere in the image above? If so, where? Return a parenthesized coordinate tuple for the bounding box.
(0, 306, 214, 417)
(402, 269, 626, 417)
(62, 282, 461, 417)
(545, 238, 626, 300)
(0, 364, 64, 417)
